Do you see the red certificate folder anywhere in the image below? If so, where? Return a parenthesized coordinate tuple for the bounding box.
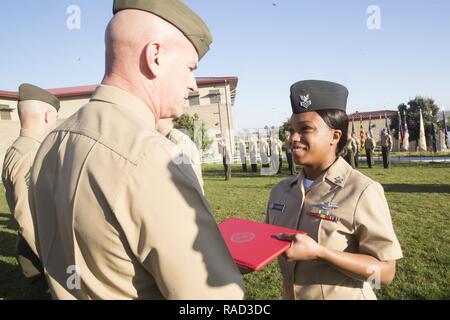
(218, 218, 307, 271)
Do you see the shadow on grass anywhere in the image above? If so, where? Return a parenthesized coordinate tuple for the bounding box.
(382, 184, 450, 194)
(0, 259, 33, 300)
(0, 228, 34, 300)
(0, 212, 18, 230)
(0, 230, 18, 261)
(203, 172, 296, 179)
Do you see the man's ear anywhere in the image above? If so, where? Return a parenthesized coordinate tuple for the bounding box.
(144, 42, 161, 78)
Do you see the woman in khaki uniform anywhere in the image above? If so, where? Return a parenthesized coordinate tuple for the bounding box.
(266, 80, 402, 300)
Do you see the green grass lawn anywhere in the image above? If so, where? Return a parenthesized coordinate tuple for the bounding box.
(1, 161, 449, 300)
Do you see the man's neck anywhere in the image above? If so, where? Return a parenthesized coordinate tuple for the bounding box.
(102, 73, 159, 121)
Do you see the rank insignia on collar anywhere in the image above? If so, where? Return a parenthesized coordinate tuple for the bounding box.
(334, 176, 344, 184)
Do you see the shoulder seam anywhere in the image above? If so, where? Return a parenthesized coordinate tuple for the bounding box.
(54, 128, 139, 166)
(353, 180, 375, 230)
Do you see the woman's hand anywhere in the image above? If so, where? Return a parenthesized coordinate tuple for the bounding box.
(278, 233, 397, 285)
(277, 233, 324, 262)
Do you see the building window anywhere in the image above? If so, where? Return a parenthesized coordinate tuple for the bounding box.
(189, 94, 200, 106)
(0, 105, 12, 120)
(209, 90, 221, 104)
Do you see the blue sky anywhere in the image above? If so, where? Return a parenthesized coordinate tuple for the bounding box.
(1, 0, 449, 130)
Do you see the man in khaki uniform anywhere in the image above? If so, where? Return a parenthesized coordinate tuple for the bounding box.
(365, 134, 376, 168)
(284, 131, 294, 175)
(218, 138, 231, 181)
(266, 80, 402, 300)
(2, 83, 59, 298)
(381, 128, 393, 169)
(351, 133, 360, 168)
(343, 136, 356, 169)
(29, 0, 244, 300)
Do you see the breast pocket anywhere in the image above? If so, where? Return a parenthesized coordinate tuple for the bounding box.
(319, 210, 356, 252)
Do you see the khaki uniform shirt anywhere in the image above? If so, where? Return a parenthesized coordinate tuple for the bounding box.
(381, 134, 393, 151)
(266, 157, 403, 300)
(365, 137, 376, 151)
(347, 138, 358, 154)
(29, 85, 244, 300)
(2, 129, 43, 255)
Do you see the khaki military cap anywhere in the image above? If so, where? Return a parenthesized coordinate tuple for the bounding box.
(18, 83, 60, 112)
(113, 0, 213, 60)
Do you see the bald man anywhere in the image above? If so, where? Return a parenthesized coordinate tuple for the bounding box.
(2, 83, 59, 299)
(29, 1, 244, 300)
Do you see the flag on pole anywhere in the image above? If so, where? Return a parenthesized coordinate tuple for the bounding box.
(431, 114, 437, 153)
(443, 110, 449, 149)
(359, 116, 366, 151)
(385, 114, 390, 133)
(418, 109, 427, 152)
(402, 111, 410, 151)
(398, 112, 404, 151)
(368, 115, 373, 138)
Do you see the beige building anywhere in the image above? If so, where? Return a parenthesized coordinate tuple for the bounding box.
(0, 77, 238, 167)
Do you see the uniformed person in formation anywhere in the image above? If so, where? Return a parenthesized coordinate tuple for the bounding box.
(218, 138, 231, 181)
(284, 131, 294, 175)
(343, 136, 356, 169)
(270, 136, 282, 175)
(29, 0, 244, 300)
(249, 135, 258, 172)
(238, 138, 248, 173)
(259, 135, 270, 169)
(351, 132, 360, 168)
(365, 133, 376, 169)
(266, 80, 402, 300)
(381, 128, 393, 169)
(2, 83, 59, 298)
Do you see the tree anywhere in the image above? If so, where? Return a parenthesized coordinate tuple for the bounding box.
(279, 118, 292, 142)
(391, 97, 441, 148)
(173, 113, 213, 152)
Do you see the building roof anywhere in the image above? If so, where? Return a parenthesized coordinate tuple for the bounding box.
(0, 76, 239, 104)
(348, 110, 398, 121)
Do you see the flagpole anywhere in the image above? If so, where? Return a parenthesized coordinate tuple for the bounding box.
(443, 107, 448, 163)
(431, 110, 434, 163)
